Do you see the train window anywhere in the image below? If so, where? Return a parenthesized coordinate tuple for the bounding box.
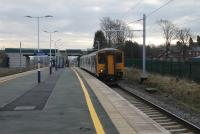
(92, 56, 95, 66)
(116, 52, 122, 63)
(98, 53, 106, 64)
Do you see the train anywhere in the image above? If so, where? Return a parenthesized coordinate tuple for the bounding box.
(80, 48, 124, 81)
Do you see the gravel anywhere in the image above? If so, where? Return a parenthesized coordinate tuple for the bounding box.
(118, 79, 200, 128)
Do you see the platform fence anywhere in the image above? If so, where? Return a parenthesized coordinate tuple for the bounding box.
(125, 59, 200, 82)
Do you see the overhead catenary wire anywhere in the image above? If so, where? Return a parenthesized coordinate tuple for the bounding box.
(127, 18, 143, 25)
(127, 0, 175, 24)
(123, 0, 144, 22)
(130, 0, 143, 13)
(147, 0, 175, 17)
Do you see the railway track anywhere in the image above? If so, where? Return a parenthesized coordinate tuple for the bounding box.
(111, 85, 200, 134)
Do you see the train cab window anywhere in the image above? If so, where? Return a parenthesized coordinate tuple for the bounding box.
(98, 53, 106, 64)
(116, 52, 122, 63)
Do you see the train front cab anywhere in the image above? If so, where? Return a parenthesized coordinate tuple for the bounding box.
(96, 50, 124, 81)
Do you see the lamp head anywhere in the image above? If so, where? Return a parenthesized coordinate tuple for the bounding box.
(25, 16, 32, 18)
(45, 15, 53, 18)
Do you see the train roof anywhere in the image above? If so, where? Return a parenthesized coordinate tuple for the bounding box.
(97, 48, 118, 52)
(80, 48, 121, 58)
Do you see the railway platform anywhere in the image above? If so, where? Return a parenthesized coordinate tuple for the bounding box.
(0, 67, 170, 134)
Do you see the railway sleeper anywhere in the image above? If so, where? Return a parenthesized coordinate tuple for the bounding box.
(132, 104, 147, 107)
(164, 125, 185, 129)
(148, 114, 167, 118)
(130, 102, 143, 105)
(144, 111, 161, 115)
(146, 113, 163, 117)
(136, 107, 150, 111)
(135, 105, 152, 108)
(138, 108, 157, 112)
(151, 116, 169, 120)
(137, 107, 155, 111)
(154, 118, 172, 122)
(178, 132, 196, 134)
(159, 122, 179, 126)
(145, 112, 163, 116)
(162, 125, 183, 130)
(169, 128, 190, 134)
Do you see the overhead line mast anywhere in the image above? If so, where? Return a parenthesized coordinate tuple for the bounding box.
(126, 0, 175, 82)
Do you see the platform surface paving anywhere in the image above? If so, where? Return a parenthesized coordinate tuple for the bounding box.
(76, 68, 171, 134)
(0, 68, 118, 134)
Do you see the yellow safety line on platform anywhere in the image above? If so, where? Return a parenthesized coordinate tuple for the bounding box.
(0, 73, 30, 84)
(0, 76, 18, 83)
(0, 68, 47, 84)
(72, 68, 105, 134)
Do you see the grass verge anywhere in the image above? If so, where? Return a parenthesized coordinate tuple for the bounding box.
(124, 67, 200, 112)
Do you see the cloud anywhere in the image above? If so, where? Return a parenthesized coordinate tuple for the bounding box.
(0, 0, 199, 49)
(143, 0, 161, 5)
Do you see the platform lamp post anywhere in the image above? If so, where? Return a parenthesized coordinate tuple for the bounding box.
(25, 15, 53, 83)
(44, 30, 58, 75)
(56, 42, 64, 69)
(19, 41, 22, 72)
(95, 40, 100, 50)
(54, 39, 61, 71)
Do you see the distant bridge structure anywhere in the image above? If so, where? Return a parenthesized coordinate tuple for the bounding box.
(66, 49, 83, 56)
(5, 48, 64, 68)
(4, 48, 88, 68)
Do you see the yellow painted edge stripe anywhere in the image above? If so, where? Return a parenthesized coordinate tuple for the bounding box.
(0, 68, 46, 84)
(0, 76, 18, 83)
(72, 68, 105, 134)
(0, 72, 32, 84)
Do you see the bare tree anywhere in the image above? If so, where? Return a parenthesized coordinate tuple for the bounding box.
(176, 27, 191, 60)
(176, 28, 191, 45)
(113, 19, 130, 45)
(100, 17, 130, 48)
(158, 19, 176, 58)
(100, 17, 115, 47)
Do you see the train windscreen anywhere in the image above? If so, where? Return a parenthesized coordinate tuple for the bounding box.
(116, 52, 122, 63)
(98, 53, 106, 64)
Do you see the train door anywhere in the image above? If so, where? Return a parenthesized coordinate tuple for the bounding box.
(107, 55, 114, 75)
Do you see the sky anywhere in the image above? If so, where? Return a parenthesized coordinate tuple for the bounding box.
(0, 0, 199, 50)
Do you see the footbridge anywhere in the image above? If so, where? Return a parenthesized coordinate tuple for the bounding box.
(5, 48, 66, 68)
